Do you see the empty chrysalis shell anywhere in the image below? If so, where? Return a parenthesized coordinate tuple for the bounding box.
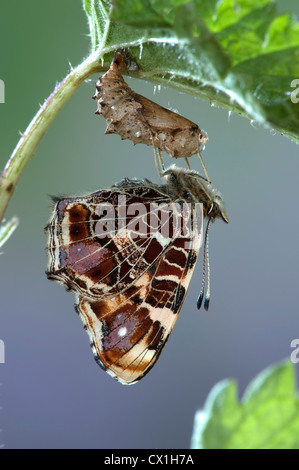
(93, 60, 208, 160)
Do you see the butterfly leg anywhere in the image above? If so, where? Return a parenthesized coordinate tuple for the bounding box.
(158, 148, 165, 172)
(197, 148, 211, 185)
(150, 134, 164, 178)
(153, 144, 163, 177)
(185, 157, 191, 170)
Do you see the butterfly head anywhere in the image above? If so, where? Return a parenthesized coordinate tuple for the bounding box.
(162, 166, 229, 224)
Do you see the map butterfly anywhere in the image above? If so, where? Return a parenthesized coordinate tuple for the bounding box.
(46, 167, 228, 384)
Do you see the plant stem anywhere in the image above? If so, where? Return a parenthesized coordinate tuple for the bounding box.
(0, 216, 19, 248)
(0, 49, 103, 225)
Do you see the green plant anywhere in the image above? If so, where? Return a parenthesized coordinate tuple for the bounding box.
(191, 361, 299, 449)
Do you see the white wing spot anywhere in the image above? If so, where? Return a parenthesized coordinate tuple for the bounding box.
(118, 327, 127, 338)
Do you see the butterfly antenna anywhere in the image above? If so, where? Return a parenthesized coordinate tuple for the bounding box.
(204, 222, 211, 311)
(197, 217, 212, 310)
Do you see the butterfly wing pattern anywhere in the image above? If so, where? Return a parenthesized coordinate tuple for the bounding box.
(46, 168, 228, 384)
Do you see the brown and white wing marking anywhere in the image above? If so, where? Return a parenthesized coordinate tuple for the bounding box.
(46, 184, 171, 300)
(76, 231, 202, 385)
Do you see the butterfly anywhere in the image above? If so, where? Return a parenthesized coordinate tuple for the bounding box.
(46, 167, 228, 384)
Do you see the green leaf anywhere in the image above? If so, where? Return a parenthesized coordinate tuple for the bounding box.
(191, 361, 299, 449)
(82, 0, 112, 51)
(82, 0, 299, 143)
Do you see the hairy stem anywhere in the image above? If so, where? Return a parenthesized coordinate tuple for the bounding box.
(0, 49, 104, 226)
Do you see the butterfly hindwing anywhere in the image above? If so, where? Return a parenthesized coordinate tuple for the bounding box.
(76, 234, 202, 384)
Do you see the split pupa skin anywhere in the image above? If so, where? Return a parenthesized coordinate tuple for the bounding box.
(93, 61, 208, 160)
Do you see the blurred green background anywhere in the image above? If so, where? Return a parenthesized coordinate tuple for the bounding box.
(0, 0, 299, 449)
